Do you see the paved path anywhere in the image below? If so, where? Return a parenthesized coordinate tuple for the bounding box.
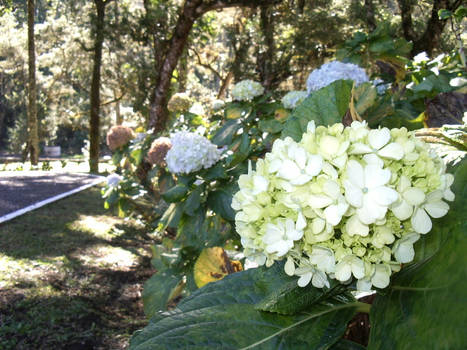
(0, 172, 105, 222)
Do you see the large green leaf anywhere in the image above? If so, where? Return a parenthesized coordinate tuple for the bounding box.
(130, 264, 358, 350)
(212, 119, 242, 146)
(368, 160, 467, 350)
(255, 278, 352, 316)
(142, 269, 183, 318)
(161, 184, 189, 203)
(282, 80, 353, 141)
(207, 184, 237, 222)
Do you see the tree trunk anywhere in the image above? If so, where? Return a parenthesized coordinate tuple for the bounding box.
(147, 0, 282, 133)
(27, 0, 39, 165)
(258, 5, 275, 90)
(148, 0, 203, 133)
(89, 0, 107, 173)
(396, 0, 416, 43)
(115, 94, 122, 125)
(364, 0, 376, 31)
(412, 0, 450, 56)
(397, 0, 463, 57)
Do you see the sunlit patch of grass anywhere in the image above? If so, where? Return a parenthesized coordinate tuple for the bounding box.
(74, 245, 139, 270)
(67, 214, 125, 240)
(0, 187, 152, 349)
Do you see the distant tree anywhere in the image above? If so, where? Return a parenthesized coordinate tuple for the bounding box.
(89, 0, 114, 173)
(397, 0, 464, 56)
(27, 0, 39, 164)
(147, 0, 282, 133)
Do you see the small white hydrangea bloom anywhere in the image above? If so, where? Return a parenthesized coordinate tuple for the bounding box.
(306, 61, 369, 93)
(231, 80, 265, 101)
(281, 91, 308, 109)
(166, 131, 222, 174)
(107, 173, 122, 188)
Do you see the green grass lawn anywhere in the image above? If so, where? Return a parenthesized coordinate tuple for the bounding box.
(0, 186, 155, 349)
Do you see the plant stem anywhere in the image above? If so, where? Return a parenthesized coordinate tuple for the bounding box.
(355, 301, 371, 314)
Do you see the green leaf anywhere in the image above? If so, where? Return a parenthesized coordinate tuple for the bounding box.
(142, 269, 183, 318)
(212, 119, 242, 146)
(331, 339, 366, 350)
(183, 186, 202, 216)
(258, 119, 284, 134)
(176, 208, 207, 249)
(130, 264, 358, 350)
(159, 203, 184, 229)
(438, 9, 452, 20)
(368, 160, 467, 350)
(454, 6, 467, 21)
(207, 186, 237, 221)
(229, 132, 251, 167)
(202, 162, 227, 181)
(161, 184, 189, 203)
(256, 278, 353, 315)
(282, 80, 353, 141)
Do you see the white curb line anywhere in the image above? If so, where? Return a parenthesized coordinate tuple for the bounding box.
(0, 175, 106, 224)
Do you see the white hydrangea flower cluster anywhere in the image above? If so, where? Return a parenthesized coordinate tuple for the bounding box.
(306, 61, 369, 93)
(232, 121, 454, 291)
(281, 91, 308, 109)
(107, 173, 122, 188)
(166, 131, 222, 174)
(231, 80, 265, 101)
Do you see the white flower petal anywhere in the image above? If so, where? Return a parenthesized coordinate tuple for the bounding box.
(252, 175, 269, 194)
(424, 200, 449, 218)
(403, 187, 426, 206)
(306, 154, 324, 176)
(391, 200, 413, 221)
(346, 160, 364, 189)
(350, 142, 372, 154)
(351, 257, 365, 279)
(346, 215, 369, 236)
(324, 180, 341, 199)
(284, 257, 295, 276)
(356, 278, 372, 292)
(297, 272, 313, 287)
(278, 159, 301, 180)
(335, 260, 352, 282)
(377, 142, 404, 160)
(344, 180, 363, 208)
(365, 165, 391, 189)
(324, 205, 343, 226)
(311, 217, 326, 234)
(370, 187, 399, 206)
(363, 153, 384, 168)
(411, 208, 432, 234)
(296, 212, 307, 231)
(308, 194, 334, 208)
(368, 128, 390, 150)
(371, 264, 391, 289)
(312, 271, 329, 288)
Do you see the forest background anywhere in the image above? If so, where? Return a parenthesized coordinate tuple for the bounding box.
(0, 0, 464, 172)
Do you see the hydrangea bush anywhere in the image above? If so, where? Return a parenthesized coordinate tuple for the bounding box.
(100, 66, 465, 349)
(232, 120, 454, 291)
(231, 79, 265, 101)
(281, 91, 308, 109)
(166, 131, 222, 174)
(306, 61, 369, 93)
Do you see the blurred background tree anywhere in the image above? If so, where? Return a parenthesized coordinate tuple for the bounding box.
(0, 0, 464, 167)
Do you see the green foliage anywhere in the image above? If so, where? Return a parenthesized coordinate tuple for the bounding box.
(130, 263, 357, 350)
(337, 24, 412, 80)
(368, 160, 467, 349)
(282, 80, 353, 140)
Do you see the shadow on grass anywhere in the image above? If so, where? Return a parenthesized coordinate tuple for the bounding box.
(0, 187, 149, 260)
(0, 187, 156, 349)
